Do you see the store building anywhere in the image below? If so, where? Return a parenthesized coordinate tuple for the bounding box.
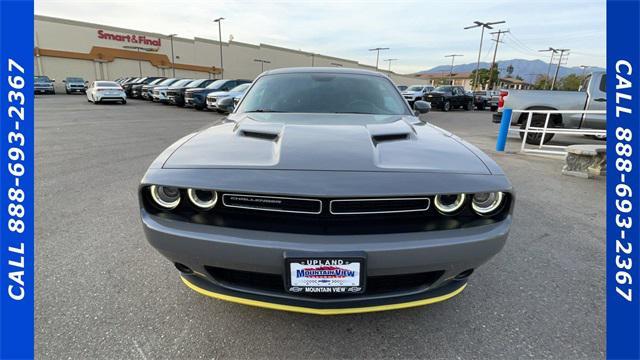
(34, 15, 429, 89)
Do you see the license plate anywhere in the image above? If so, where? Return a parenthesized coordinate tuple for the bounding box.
(285, 257, 365, 295)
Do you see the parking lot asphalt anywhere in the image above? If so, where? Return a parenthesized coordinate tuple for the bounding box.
(36, 94, 605, 359)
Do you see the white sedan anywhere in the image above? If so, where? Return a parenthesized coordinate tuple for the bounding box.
(86, 81, 127, 104)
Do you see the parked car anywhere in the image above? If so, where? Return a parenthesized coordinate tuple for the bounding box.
(492, 71, 606, 144)
(397, 85, 408, 91)
(401, 85, 434, 105)
(473, 90, 499, 110)
(63, 77, 87, 94)
(34, 75, 55, 94)
(142, 78, 179, 100)
(122, 77, 163, 97)
(139, 67, 513, 314)
(489, 91, 501, 111)
(131, 77, 166, 99)
(424, 85, 474, 111)
(206, 83, 252, 112)
(86, 81, 127, 104)
(167, 79, 217, 107)
(153, 79, 192, 103)
(185, 79, 251, 110)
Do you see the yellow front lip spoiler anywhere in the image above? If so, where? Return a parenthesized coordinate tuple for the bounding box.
(181, 276, 467, 315)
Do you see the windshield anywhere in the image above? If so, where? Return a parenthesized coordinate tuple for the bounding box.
(170, 79, 193, 88)
(231, 83, 251, 92)
(149, 78, 165, 85)
(95, 81, 121, 88)
(434, 86, 452, 92)
(156, 78, 177, 86)
(237, 73, 410, 115)
(407, 86, 424, 91)
(66, 77, 83, 82)
(35, 76, 51, 83)
(186, 79, 209, 88)
(205, 80, 227, 89)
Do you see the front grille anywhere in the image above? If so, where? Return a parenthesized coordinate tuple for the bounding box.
(205, 266, 444, 297)
(330, 197, 429, 215)
(142, 188, 511, 235)
(222, 194, 322, 214)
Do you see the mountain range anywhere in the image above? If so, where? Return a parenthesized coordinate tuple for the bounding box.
(418, 59, 604, 82)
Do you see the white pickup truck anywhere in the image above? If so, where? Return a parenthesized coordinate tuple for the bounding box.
(492, 71, 606, 144)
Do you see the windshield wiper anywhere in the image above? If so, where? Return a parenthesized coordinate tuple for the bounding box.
(246, 109, 287, 113)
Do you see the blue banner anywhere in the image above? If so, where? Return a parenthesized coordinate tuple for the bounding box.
(0, 0, 34, 359)
(607, 0, 640, 359)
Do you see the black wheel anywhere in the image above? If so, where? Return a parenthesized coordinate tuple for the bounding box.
(65, 90, 70, 94)
(442, 101, 451, 112)
(464, 100, 473, 111)
(121, 99, 127, 104)
(490, 106, 498, 112)
(476, 102, 485, 110)
(519, 113, 556, 145)
(194, 105, 204, 111)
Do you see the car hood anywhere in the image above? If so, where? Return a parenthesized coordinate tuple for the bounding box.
(163, 113, 492, 174)
(401, 91, 421, 96)
(207, 91, 231, 98)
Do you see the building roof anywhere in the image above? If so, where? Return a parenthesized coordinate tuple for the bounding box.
(413, 72, 473, 80)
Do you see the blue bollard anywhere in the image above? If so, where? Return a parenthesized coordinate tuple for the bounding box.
(495, 108, 512, 152)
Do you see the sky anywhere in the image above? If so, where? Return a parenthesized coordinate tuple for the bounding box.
(35, 0, 606, 74)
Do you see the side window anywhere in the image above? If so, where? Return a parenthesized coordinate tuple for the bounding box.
(452, 88, 459, 95)
(599, 74, 606, 92)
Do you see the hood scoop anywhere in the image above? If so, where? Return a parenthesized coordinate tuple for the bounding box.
(235, 119, 283, 141)
(367, 119, 415, 146)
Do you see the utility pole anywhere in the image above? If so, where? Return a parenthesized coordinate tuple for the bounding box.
(213, 17, 225, 78)
(167, 34, 177, 77)
(254, 58, 271, 72)
(384, 58, 398, 72)
(311, 53, 315, 67)
(464, 20, 506, 90)
(539, 47, 558, 89)
(550, 48, 570, 90)
(123, 45, 155, 77)
(330, 62, 343, 67)
(368, 47, 389, 70)
(488, 29, 508, 90)
(444, 54, 463, 85)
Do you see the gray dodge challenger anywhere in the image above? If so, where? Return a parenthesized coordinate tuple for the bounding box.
(139, 67, 513, 315)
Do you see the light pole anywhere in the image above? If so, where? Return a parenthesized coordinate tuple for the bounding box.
(254, 58, 271, 72)
(167, 33, 177, 77)
(444, 54, 463, 85)
(464, 20, 505, 90)
(213, 17, 225, 78)
(384, 58, 398, 72)
(368, 47, 389, 70)
(580, 65, 590, 77)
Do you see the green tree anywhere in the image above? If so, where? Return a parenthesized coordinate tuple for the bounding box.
(533, 75, 551, 90)
(470, 68, 499, 89)
(557, 74, 586, 91)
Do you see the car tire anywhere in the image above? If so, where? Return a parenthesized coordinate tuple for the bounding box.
(195, 105, 204, 111)
(519, 114, 556, 145)
(490, 106, 498, 112)
(65, 90, 70, 94)
(476, 103, 485, 110)
(121, 99, 127, 105)
(464, 100, 473, 111)
(443, 101, 451, 112)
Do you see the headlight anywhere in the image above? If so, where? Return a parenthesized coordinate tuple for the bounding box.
(434, 194, 466, 215)
(187, 189, 218, 210)
(150, 185, 181, 209)
(471, 192, 504, 215)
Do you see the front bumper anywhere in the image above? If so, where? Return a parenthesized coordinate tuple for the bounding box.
(141, 208, 510, 312)
(35, 87, 54, 94)
(67, 86, 85, 93)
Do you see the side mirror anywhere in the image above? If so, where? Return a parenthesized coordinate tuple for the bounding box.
(413, 100, 431, 114)
(85, 80, 89, 84)
(62, 80, 66, 83)
(51, 79, 56, 82)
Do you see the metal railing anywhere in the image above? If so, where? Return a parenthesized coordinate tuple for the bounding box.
(498, 109, 606, 155)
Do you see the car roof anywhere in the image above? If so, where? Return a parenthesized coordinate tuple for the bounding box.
(260, 67, 386, 78)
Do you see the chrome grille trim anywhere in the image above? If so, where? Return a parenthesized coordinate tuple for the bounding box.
(329, 197, 431, 215)
(222, 194, 322, 214)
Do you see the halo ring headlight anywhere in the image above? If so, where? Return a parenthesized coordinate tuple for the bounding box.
(150, 185, 181, 209)
(471, 192, 504, 215)
(187, 189, 218, 210)
(434, 193, 466, 215)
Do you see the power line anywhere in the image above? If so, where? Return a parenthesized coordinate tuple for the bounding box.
(489, 29, 509, 90)
(464, 20, 506, 90)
